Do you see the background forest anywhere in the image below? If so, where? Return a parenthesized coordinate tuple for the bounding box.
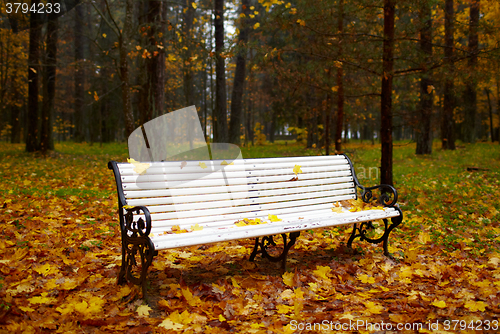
(0, 0, 499, 158)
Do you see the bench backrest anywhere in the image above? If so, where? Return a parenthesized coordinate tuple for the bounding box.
(112, 155, 357, 235)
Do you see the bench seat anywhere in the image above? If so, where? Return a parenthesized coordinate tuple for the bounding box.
(108, 154, 403, 298)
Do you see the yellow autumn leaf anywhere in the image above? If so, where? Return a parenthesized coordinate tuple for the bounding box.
(363, 301, 384, 314)
(23, 179, 31, 186)
(418, 232, 431, 244)
(191, 2, 197, 9)
(220, 160, 234, 165)
(137, 304, 152, 317)
(34, 263, 55, 277)
(123, 205, 134, 209)
(191, 223, 203, 231)
(297, 19, 306, 26)
(219, 314, 226, 321)
(268, 214, 282, 222)
(357, 274, 375, 284)
(127, 158, 150, 175)
(254, 22, 260, 29)
(464, 300, 487, 312)
(293, 164, 302, 175)
(199, 162, 207, 169)
(93, 91, 99, 101)
(282, 271, 294, 287)
(159, 318, 184, 330)
(332, 206, 343, 213)
(277, 304, 293, 314)
(28, 294, 57, 304)
(102, 33, 107, 38)
(313, 265, 331, 280)
(427, 85, 435, 94)
(431, 300, 447, 308)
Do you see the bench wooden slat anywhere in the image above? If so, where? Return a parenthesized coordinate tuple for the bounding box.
(123, 177, 354, 199)
(125, 182, 355, 207)
(135, 193, 357, 225)
(149, 208, 400, 250)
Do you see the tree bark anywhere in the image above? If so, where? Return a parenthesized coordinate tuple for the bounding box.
(39, 13, 58, 152)
(26, 0, 41, 152)
(463, 0, 479, 143)
(73, 4, 86, 142)
(380, 0, 395, 186)
(335, 0, 344, 154)
(182, 0, 195, 110)
(442, 0, 455, 150)
(119, 0, 135, 138)
(416, 2, 433, 155)
(214, 0, 228, 143)
(229, 0, 250, 145)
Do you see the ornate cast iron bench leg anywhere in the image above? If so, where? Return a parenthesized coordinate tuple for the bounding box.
(118, 207, 155, 300)
(347, 209, 403, 257)
(250, 232, 301, 272)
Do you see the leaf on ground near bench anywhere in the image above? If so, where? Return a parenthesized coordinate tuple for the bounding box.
(28, 293, 57, 305)
(268, 214, 282, 222)
(313, 265, 331, 280)
(464, 300, 487, 312)
(363, 301, 384, 315)
(159, 318, 184, 330)
(127, 158, 150, 175)
(357, 274, 375, 284)
(199, 162, 207, 169)
(221, 160, 234, 165)
(191, 223, 203, 231)
(282, 271, 295, 287)
(293, 164, 302, 175)
(136, 304, 152, 317)
(430, 300, 447, 308)
(234, 218, 267, 226)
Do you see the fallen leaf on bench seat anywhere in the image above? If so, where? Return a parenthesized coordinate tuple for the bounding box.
(127, 158, 150, 175)
(234, 218, 266, 226)
(268, 214, 282, 222)
(199, 162, 207, 169)
(170, 225, 189, 234)
(293, 164, 302, 175)
(191, 223, 203, 231)
(221, 160, 234, 165)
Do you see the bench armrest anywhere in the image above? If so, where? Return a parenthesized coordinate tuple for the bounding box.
(357, 184, 398, 208)
(123, 206, 152, 237)
(342, 154, 398, 208)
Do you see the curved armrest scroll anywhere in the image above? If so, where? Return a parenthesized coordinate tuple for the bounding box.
(124, 206, 152, 237)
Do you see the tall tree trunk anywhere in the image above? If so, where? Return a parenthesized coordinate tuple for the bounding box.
(463, 0, 479, 143)
(73, 4, 86, 142)
(442, 0, 455, 150)
(229, 0, 250, 145)
(39, 13, 58, 152)
(380, 0, 395, 186)
(183, 0, 195, 109)
(485, 89, 494, 142)
(214, 0, 228, 143)
(26, 0, 41, 152)
(119, 0, 135, 138)
(335, 0, 344, 154)
(416, 2, 433, 155)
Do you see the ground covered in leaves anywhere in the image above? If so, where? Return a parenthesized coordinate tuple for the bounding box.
(0, 141, 499, 333)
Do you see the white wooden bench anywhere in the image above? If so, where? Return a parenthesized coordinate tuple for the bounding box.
(108, 154, 403, 298)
